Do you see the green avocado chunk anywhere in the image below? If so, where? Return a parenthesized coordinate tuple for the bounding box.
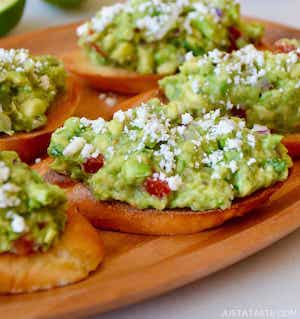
(76, 0, 264, 74)
(48, 99, 291, 211)
(0, 49, 66, 135)
(160, 43, 300, 133)
(0, 151, 66, 254)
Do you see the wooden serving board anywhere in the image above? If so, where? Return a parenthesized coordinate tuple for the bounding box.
(1, 19, 300, 319)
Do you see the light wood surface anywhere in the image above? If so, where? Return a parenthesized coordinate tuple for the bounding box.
(1, 19, 300, 319)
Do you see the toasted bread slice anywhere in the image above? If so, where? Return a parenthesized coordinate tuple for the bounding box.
(62, 50, 164, 94)
(0, 76, 80, 163)
(282, 133, 300, 157)
(0, 208, 104, 294)
(116, 90, 300, 158)
(33, 159, 283, 235)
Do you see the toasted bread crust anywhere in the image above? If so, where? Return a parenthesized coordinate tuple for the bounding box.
(69, 182, 282, 235)
(62, 50, 163, 94)
(33, 160, 283, 235)
(282, 134, 300, 157)
(116, 90, 300, 158)
(0, 76, 80, 163)
(0, 209, 104, 294)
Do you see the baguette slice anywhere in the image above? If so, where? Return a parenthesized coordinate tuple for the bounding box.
(116, 90, 300, 157)
(33, 159, 283, 235)
(62, 50, 163, 94)
(0, 76, 80, 163)
(0, 208, 104, 294)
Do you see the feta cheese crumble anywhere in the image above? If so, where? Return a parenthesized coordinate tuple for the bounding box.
(182, 113, 193, 125)
(63, 137, 86, 157)
(161, 43, 300, 132)
(76, 0, 262, 74)
(0, 161, 10, 183)
(11, 213, 26, 233)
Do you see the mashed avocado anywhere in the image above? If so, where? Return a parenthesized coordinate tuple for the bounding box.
(160, 44, 300, 133)
(77, 0, 263, 74)
(48, 99, 291, 211)
(0, 49, 66, 135)
(0, 151, 66, 254)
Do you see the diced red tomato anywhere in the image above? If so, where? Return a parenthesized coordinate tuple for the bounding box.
(228, 26, 242, 51)
(83, 154, 105, 174)
(231, 107, 246, 119)
(13, 237, 34, 255)
(145, 177, 171, 198)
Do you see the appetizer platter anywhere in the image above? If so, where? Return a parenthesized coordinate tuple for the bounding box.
(1, 0, 300, 318)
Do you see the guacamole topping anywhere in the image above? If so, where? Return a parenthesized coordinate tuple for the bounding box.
(77, 0, 263, 74)
(0, 48, 66, 135)
(0, 151, 66, 254)
(160, 44, 300, 133)
(48, 99, 291, 211)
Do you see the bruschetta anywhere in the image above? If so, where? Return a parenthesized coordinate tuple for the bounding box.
(159, 43, 300, 157)
(0, 151, 103, 294)
(63, 0, 263, 93)
(0, 49, 80, 163)
(33, 98, 291, 235)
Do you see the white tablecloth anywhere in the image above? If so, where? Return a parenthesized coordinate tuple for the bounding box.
(10, 1, 300, 318)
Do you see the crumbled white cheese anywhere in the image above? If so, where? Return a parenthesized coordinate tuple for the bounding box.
(98, 93, 118, 107)
(177, 125, 186, 135)
(105, 96, 117, 107)
(224, 138, 242, 150)
(167, 175, 182, 191)
(11, 213, 26, 233)
(0, 183, 21, 208)
(78, 0, 225, 44)
(202, 150, 224, 167)
(214, 118, 235, 135)
(191, 139, 202, 147)
(98, 93, 107, 100)
(247, 158, 256, 165)
(80, 143, 96, 159)
(228, 160, 238, 173)
(90, 3, 124, 33)
(91, 118, 106, 134)
(63, 137, 86, 157)
(135, 1, 183, 40)
(106, 146, 114, 156)
(252, 124, 270, 134)
(247, 134, 256, 148)
(113, 110, 125, 122)
(185, 51, 194, 61)
(76, 23, 89, 37)
(181, 113, 193, 125)
(226, 101, 233, 110)
(0, 161, 10, 183)
(154, 143, 176, 173)
(191, 79, 200, 94)
(152, 172, 182, 191)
